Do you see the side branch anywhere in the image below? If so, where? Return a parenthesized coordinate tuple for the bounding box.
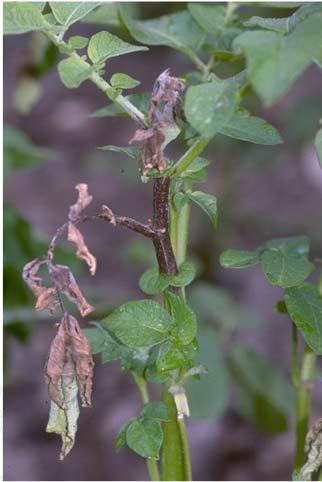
(99, 205, 155, 239)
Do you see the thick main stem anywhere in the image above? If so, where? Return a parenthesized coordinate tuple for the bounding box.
(292, 328, 316, 471)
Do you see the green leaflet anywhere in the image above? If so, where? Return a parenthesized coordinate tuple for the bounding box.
(115, 418, 135, 452)
(165, 291, 197, 345)
(173, 192, 189, 211)
(186, 190, 217, 227)
(119, 6, 205, 55)
(87, 31, 148, 65)
(156, 340, 191, 372)
(68, 35, 89, 50)
(221, 236, 313, 288)
(285, 284, 322, 354)
(184, 80, 239, 139)
(97, 145, 139, 160)
(49, 2, 100, 26)
(234, 10, 322, 105)
(220, 249, 262, 268)
(139, 267, 171, 295)
(102, 300, 172, 348)
(110, 73, 140, 90)
(57, 57, 92, 88)
(262, 237, 314, 288)
(4, 2, 56, 35)
(243, 16, 290, 34)
(46, 377, 79, 460)
(169, 261, 197, 288)
(188, 3, 226, 35)
(126, 418, 163, 460)
(141, 401, 171, 422)
(83, 323, 123, 363)
(219, 108, 283, 145)
(315, 128, 322, 167)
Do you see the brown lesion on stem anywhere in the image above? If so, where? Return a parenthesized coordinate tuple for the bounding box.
(98, 176, 177, 275)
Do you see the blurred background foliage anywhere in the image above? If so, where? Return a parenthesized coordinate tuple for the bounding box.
(3, 2, 322, 480)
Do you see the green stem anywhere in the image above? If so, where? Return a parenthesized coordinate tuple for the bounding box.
(293, 337, 316, 471)
(161, 389, 192, 481)
(132, 373, 160, 481)
(46, 32, 147, 126)
(169, 138, 210, 178)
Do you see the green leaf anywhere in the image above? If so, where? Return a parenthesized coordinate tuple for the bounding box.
(285, 284, 322, 354)
(180, 156, 211, 180)
(87, 31, 147, 65)
(49, 2, 100, 26)
(110, 73, 140, 90)
(165, 291, 197, 345)
(186, 327, 228, 420)
(188, 3, 226, 35)
(97, 145, 139, 160)
(172, 192, 189, 211)
(315, 128, 322, 167)
(169, 261, 196, 288)
(4, 2, 53, 34)
(186, 190, 217, 227)
(219, 109, 283, 145)
(139, 267, 171, 295)
(156, 340, 190, 372)
(83, 324, 123, 363)
(102, 300, 172, 348)
(115, 418, 135, 452)
(243, 16, 290, 34)
(68, 35, 89, 49)
(220, 249, 261, 268)
(262, 237, 314, 288)
(126, 418, 163, 460)
(13, 77, 42, 116)
(46, 377, 79, 460)
(234, 11, 322, 105)
(229, 342, 293, 432)
(57, 57, 91, 88)
(119, 6, 204, 56)
(141, 402, 171, 421)
(184, 80, 239, 139)
(88, 93, 150, 118)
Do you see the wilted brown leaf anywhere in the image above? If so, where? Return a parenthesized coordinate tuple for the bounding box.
(50, 264, 94, 316)
(69, 183, 93, 222)
(23, 258, 58, 313)
(67, 315, 94, 407)
(45, 314, 94, 458)
(129, 126, 166, 175)
(68, 223, 96, 276)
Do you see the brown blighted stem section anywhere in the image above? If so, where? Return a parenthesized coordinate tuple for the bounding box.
(99, 178, 177, 276)
(152, 177, 177, 275)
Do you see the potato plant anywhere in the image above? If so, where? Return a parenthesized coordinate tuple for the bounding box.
(4, 1, 322, 480)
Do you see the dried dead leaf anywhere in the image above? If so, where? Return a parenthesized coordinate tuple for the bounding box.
(67, 315, 94, 407)
(45, 314, 94, 458)
(35, 287, 58, 314)
(68, 223, 96, 276)
(23, 258, 58, 313)
(69, 183, 93, 222)
(129, 126, 166, 176)
(50, 264, 94, 316)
